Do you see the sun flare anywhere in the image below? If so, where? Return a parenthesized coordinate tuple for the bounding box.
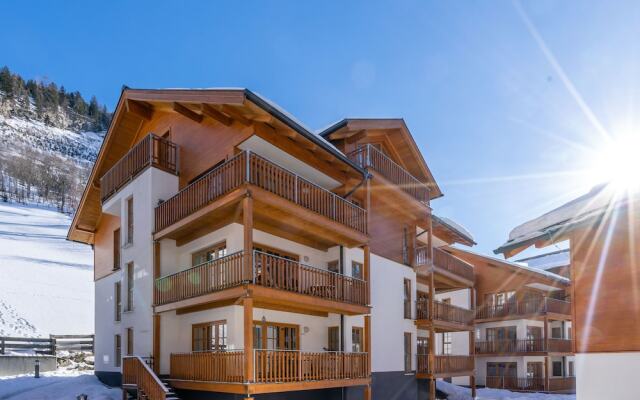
(591, 134, 640, 192)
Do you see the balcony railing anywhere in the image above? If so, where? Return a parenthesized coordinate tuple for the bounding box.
(416, 355, 474, 375)
(415, 246, 475, 282)
(415, 299, 474, 326)
(169, 350, 368, 384)
(475, 339, 573, 354)
(348, 144, 430, 204)
(101, 134, 178, 202)
(123, 356, 171, 399)
(475, 298, 571, 320)
(154, 251, 369, 307)
(154, 151, 366, 234)
(486, 376, 575, 393)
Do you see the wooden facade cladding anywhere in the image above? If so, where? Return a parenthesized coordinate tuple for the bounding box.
(154, 251, 369, 312)
(100, 133, 179, 203)
(475, 297, 571, 321)
(348, 144, 430, 205)
(154, 151, 367, 237)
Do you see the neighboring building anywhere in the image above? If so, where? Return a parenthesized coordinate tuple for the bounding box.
(517, 249, 571, 279)
(67, 89, 476, 400)
(448, 248, 575, 394)
(495, 184, 640, 400)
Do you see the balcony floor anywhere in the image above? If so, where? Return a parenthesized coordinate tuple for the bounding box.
(154, 184, 368, 250)
(167, 377, 371, 395)
(415, 319, 474, 333)
(154, 283, 370, 316)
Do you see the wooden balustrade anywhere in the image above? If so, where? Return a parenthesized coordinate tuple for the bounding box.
(415, 299, 474, 326)
(154, 252, 245, 306)
(154, 251, 368, 307)
(475, 339, 547, 354)
(416, 355, 474, 375)
(254, 350, 368, 383)
(253, 251, 368, 306)
(154, 151, 366, 235)
(476, 298, 572, 319)
(486, 376, 546, 392)
(101, 134, 178, 202)
(170, 351, 245, 383)
(123, 356, 170, 400)
(432, 248, 475, 282)
(348, 144, 430, 204)
(547, 338, 573, 353)
(548, 377, 576, 392)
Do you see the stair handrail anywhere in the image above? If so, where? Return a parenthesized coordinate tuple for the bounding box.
(123, 356, 171, 399)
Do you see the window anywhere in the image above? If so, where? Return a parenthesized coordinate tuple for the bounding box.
(403, 279, 412, 319)
(487, 362, 517, 378)
(442, 332, 452, 355)
(552, 361, 563, 377)
(417, 337, 429, 355)
(253, 321, 299, 350)
(328, 327, 340, 351)
(114, 335, 121, 367)
(352, 327, 364, 353)
(404, 332, 412, 372)
(568, 361, 574, 377)
(551, 327, 562, 339)
(527, 362, 543, 378)
(113, 229, 120, 270)
(114, 282, 122, 322)
(328, 260, 339, 274)
(126, 328, 133, 356)
(125, 262, 134, 312)
(125, 197, 133, 245)
(486, 326, 517, 341)
(192, 321, 227, 351)
(352, 261, 363, 280)
(192, 241, 227, 266)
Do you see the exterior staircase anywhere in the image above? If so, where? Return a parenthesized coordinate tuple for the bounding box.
(122, 356, 180, 400)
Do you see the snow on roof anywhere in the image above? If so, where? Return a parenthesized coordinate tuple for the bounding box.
(495, 183, 640, 255)
(517, 249, 570, 271)
(435, 215, 476, 244)
(451, 247, 570, 284)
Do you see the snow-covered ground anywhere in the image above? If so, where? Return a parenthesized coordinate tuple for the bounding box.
(0, 201, 93, 337)
(0, 371, 120, 400)
(437, 381, 576, 400)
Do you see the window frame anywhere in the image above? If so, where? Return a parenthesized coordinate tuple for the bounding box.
(403, 332, 412, 372)
(351, 261, 363, 280)
(114, 281, 122, 322)
(125, 262, 134, 312)
(126, 327, 133, 356)
(114, 334, 122, 367)
(328, 326, 340, 352)
(192, 320, 228, 352)
(403, 278, 412, 319)
(113, 228, 121, 270)
(125, 197, 134, 245)
(351, 326, 364, 353)
(191, 241, 228, 267)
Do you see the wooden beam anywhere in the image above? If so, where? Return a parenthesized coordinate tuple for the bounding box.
(173, 102, 203, 123)
(364, 315, 371, 377)
(125, 99, 154, 121)
(201, 104, 233, 126)
(243, 296, 254, 383)
(153, 314, 160, 374)
(221, 104, 252, 126)
(243, 195, 254, 281)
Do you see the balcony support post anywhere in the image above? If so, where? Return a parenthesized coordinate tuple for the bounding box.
(363, 245, 370, 305)
(243, 296, 254, 383)
(243, 195, 254, 282)
(469, 287, 476, 399)
(428, 270, 436, 400)
(544, 355, 549, 392)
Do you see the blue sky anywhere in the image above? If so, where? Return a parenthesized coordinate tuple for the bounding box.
(3, 0, 639, 257)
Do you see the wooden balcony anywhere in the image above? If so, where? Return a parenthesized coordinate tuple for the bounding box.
(154, 251, 369, 315)
(416, 247, 475, 286)
(168, 350, 369, 394)
(348, 144, 430, 205)
(415, 299, 474, 332)
(101, 134, 178, 202)
(475, 298, 572, 321)
(475, 339, 573, 355)
(416, 355, 475, 378)
(153, 151, 367, 248)
(486, 376, 575, 393)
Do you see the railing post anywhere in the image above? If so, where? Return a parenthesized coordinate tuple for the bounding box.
(245, 150, 251, 183)
(294, 175, 298, 204)
(149, 133, 154, 166)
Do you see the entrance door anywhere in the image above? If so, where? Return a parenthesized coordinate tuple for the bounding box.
(526, 326, 543, 351)
(254, 321, 300, 381)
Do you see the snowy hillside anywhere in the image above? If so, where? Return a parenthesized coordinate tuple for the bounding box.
(0, 201, 93, 337)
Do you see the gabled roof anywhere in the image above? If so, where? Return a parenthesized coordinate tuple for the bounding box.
(319, 118, 443, 199)
(67, 88, 366, 244)
(432, 215, 476, 246)
(494, 184, 640, 257)
(447, 247, 570, 286)
(517, 249, 570, 271)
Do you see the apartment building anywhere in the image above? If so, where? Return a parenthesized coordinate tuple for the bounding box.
(67, 89, 476, 400)
(495, 184, 640, 400)
(448, 248, 575, 394)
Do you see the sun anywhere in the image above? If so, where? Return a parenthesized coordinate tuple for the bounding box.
(591, 134, 640, 192)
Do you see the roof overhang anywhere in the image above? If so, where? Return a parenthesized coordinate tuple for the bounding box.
(320, 118, 443, 199)
(432, 215, 476, 246)
(67, 88, 367, 244)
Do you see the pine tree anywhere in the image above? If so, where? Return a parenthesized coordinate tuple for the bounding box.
(0, 66, 14, 99)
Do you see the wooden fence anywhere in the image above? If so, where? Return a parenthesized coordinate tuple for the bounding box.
(0, 334, 94, 355)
